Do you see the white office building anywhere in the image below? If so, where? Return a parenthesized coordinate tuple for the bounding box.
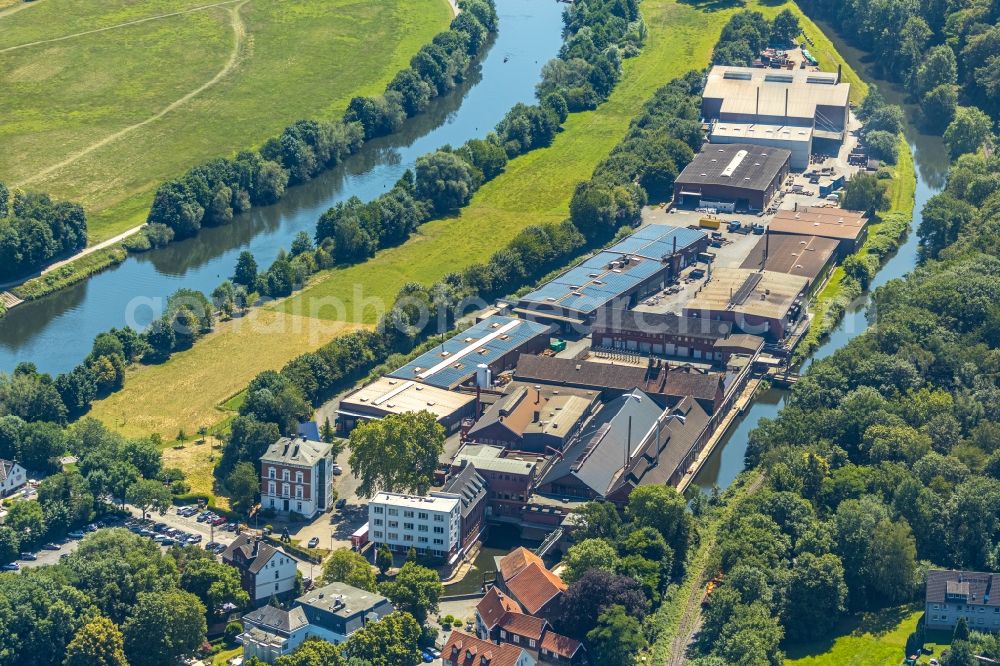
(368, 491, 462, 559)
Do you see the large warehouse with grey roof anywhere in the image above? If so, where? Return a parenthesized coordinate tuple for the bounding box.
(673, 143, 791, 211)
(514, 225, 708, 329)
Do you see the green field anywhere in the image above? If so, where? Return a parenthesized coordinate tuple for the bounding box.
(88, 0, 868, 449)
(0, 0, 452, 242)
(785, 606, 950, 666)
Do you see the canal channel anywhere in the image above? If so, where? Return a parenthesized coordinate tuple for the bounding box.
(691, 20, 952, 493)
(0, 0, 565, 376)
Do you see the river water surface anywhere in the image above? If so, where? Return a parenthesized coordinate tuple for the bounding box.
(692, 22, 951, 491)
(0, 0, 565, 376)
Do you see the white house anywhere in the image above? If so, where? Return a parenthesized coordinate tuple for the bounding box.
(368, 491, 462, 560)
(240, 582, 394, 663)
(0, 460, 27, 497)
(222, 534, 299, 604)
(260, 437, 335, 519)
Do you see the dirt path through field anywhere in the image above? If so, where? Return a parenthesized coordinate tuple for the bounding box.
(0, 0, 242, 53)
(15, 0, 249, 188)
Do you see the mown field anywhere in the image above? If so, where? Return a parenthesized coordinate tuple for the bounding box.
(88, 0, 868, 453)
(784, 606, 950, 666)
(0, 0, 451, 242)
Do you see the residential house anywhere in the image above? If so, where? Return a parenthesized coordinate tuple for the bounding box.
(239, 581, 394, 663)
(260, 436, 335, 519)
(925, 569, 1000, 631)
(442, 631, 535, 666)
(0, 459, 27, 497)
(222, 533, 299, 605)
(475, 588, 585, 665)
(494, 548, 567, 622)
(368, 491, 462, 560)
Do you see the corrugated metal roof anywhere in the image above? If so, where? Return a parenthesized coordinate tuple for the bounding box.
(675, 143, 791, 192)
(389, 316, 549, 389)
(518, 226, 706, 317)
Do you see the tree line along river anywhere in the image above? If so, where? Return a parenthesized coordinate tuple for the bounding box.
(0, 0, 565, 376)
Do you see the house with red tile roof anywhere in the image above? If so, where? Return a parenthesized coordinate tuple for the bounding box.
(475, 579, 586, 665)
(495, 548, 567, 620)
(442, 631, 535, 666)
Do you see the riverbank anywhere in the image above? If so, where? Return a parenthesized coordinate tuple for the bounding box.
(792, 136, 918, 363)
(0, 0, 453, 244)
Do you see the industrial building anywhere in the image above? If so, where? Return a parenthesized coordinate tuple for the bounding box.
(673, 143, 791, 212)
(702, 66, 851, 142)
(684, 267, 808, 341)
(465, 382, 600, 454)
(709, 122, 813, 169)
(768, 206, 870, 256)
(337, 377, 476, 434)
(535, 390, 710, 503)
(740, 233, 839, 293)
(513, 226, 708, 330)
(388, 315, 551, 390)
(592, 308, 736, 362)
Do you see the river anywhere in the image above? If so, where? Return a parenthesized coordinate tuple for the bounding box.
(0, 0, 565, 376)
(691, 20, 951, 492)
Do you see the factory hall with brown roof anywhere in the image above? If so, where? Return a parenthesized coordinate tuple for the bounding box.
(768, 206, 870, 255)
(741, 233, 839, 291)
(684, 267, 808, 342)
(673, 143, 791, 212)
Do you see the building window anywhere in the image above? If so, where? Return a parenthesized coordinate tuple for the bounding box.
(295, 487, 303, 499)
(434, 526, 444, 534)
(268, 481, 275, 495)
(373, 531, 383, 539)
(388, 508, 398, 516)
(404, 535, 413, 542)
(282, 483, 290, 497)
(275, 571, 279, 580)
(374, 506, 384, 514)
(374, 519, 383, 526)
(418, 512, 428, 520)
(404, 510, 414, 518)
(389, 521, 398, 528)
(296, 501, 302, 512)
(275, 583, 280, 592)
(418, 525, 428, 532)
(268, 468, 275, 479)
(404, 523, 414, 530)
(434, 515, 444, 522)
(433, 538, 443, 545)
(282, 470, 289, 481)
(513, 635, 520, 644)
(529, 640, 535, 648)
(418, 537, 428, 543)
(389, 533, 398, 540)
(296, 471, 303, 483)
(500, 631, 506, 640)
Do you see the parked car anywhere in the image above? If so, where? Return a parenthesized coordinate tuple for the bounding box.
(211, 516, 227, 526)
(307, 537, 320, 548)
(19, 552, 37, 561)
(187, 534, 202, 544)
(426, 648, 441, 659)
(335, 498, 347, 509)
(153, 522, 168, 532)
(68, 531, 86, 540)
(2, 563, 20, 571)
(161, 538, 176, 547)
(224, 522, 237, 532)
(332, 465, 343, 476)
(84, 523, 99, 532)
(42, 543, 60, 551)
(422, 650, 435, 663)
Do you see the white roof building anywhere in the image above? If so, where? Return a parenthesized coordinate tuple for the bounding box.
(368, 491, 463, 561)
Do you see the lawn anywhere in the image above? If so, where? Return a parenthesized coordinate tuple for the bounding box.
(784, 605, 951, 666)
(86, 0, 868, 486)
(0, 0, 452, 243)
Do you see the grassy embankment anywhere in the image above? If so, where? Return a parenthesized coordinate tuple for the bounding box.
(88, 0, 875, 492)
(0, 0, 451, 246)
